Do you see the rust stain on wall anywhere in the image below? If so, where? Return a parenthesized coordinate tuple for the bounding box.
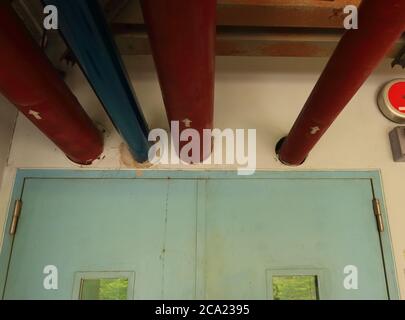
(119, 142, 153, 170)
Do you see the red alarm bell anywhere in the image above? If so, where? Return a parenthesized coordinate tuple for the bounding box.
(378, 79, 405, 123)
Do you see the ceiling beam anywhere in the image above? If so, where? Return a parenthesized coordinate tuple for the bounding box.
(217, 0, 362, 28)
(113, 23, 404, 58)
(114, 0, 362, 28)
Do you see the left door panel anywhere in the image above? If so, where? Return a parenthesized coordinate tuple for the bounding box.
(3, 178, 197, 299)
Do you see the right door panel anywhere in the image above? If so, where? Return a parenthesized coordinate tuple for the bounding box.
(203, 178, 388, 300)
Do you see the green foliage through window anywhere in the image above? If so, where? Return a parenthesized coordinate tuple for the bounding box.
(272, 275, 319, 300)
(80, 278, 128, 300)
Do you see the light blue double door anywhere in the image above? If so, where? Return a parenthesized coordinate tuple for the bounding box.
(2, 173, 395, 299)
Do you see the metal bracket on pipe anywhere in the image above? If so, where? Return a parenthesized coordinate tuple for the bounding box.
(392, 44, 405, 68)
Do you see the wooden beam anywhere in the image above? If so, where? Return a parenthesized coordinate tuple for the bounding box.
(113, 24, 404, 58)
(103, 0, 131, 21)
(217, 0, 362, 28)
(114, 0, 362, 28)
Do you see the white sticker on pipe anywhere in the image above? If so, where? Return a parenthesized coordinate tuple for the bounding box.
(29, 110, 42, 120)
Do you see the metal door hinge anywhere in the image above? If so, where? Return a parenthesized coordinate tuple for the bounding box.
(9, 200, 22, 236)
(372, 198, 384, 233)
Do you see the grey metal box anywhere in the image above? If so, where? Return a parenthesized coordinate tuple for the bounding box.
(389, 126, 405, 162)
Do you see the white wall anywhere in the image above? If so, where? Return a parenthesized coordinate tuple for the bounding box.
(0, 98, 16, 193)
(1, 55, 405, 298)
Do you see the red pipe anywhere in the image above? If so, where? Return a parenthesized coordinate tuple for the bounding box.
(141, 0, 216, 163)
(278, 0, 405, 166)
(0, 3, 103, 165)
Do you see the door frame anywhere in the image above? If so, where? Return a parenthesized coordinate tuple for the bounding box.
(0, 169, 400, 299)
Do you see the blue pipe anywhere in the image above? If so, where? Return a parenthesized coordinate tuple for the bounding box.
(44, 0, 150, 162)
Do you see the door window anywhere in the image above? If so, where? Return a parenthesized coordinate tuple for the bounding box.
(73, 272, 135, 300)
(272, 275, 319, 300)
